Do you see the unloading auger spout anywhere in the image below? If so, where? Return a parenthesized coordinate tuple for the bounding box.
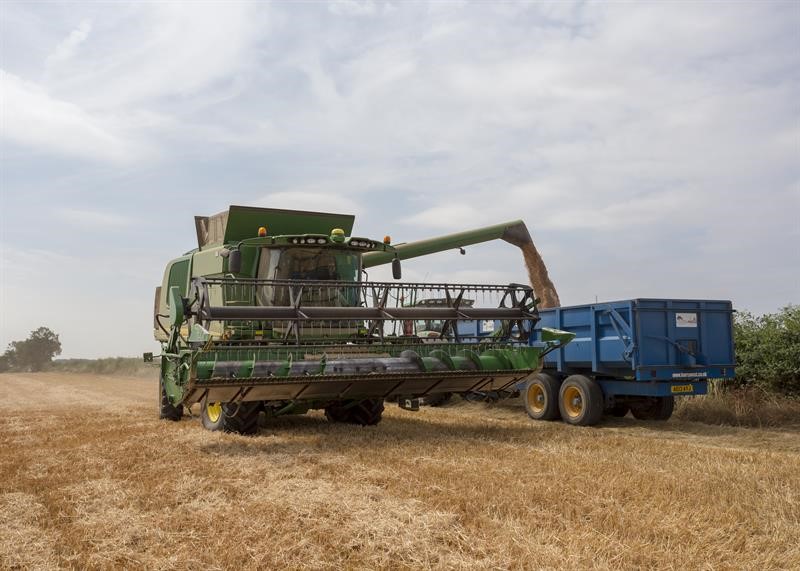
(362, 220, 561, 308)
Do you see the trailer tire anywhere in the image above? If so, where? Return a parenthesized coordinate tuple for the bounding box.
(558, 375, 604, 426)
(159, 379, 183, 421)
(325, 399, 384, 426)
(607, 404, 630, 418)
(523, 373, 561, 421)
(630, 397, 674, 421)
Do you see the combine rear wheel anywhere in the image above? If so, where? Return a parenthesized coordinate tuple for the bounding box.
(558, 375, 604, 426)
(201, 397, 261, 434)
(522, 373, 560, 421)
(325, 399, 384, 426)
(159, 379, 183, 421)
(630, 397, 674, 421)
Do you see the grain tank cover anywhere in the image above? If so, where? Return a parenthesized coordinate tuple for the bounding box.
(194, 205, 356, 249)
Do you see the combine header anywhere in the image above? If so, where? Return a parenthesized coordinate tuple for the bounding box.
(150, 205, 572, 433)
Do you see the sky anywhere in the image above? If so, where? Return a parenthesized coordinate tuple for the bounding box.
(1, 0, 798, 358)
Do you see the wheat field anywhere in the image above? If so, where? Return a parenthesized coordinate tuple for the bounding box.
(1, 372, 798, 570)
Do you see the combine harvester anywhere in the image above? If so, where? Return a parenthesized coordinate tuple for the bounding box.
(149, 205, 573, 433)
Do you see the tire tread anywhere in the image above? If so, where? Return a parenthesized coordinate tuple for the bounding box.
(558, 374, 604, 426)
(523, 373, 561, 421)
(325, 399, 384, 426)
(630, 397, 674, 421)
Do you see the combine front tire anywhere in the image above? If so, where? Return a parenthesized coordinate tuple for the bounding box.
(558, 375, 604, 426)
(630, 397, 674, 421)
(201, 397, 261, 434)
(159, 380, 183, 421)
(201, 399, 223, 431)
(221, 402, 261, 434)
(522, 373, 560, 421)
(325, 399, 384, 426)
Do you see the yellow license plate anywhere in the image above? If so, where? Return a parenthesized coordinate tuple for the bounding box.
(671, 384, 694, 394)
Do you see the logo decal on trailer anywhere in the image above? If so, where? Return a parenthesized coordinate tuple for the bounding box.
(676, 312, 698, 328)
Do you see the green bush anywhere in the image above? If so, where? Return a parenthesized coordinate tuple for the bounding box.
(2, 327, 62, 372)
(734, 305, 800, 396)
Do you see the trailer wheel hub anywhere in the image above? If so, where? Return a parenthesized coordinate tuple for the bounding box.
(527, 384, 546, 414)
(563, 386, 583, 418)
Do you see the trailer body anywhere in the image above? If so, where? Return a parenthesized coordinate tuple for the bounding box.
(529, 298, 735, 401)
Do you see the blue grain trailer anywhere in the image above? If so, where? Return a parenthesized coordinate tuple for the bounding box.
(522, 299, 735, 426)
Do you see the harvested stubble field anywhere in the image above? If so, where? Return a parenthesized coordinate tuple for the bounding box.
(1, 373, 798, 571)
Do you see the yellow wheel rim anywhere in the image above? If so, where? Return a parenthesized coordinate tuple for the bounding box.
(527, 383, 546, 414)
(206, 401, 222, 423)
(562, 386, 584, 418)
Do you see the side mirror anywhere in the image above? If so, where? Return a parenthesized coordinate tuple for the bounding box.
(228, 249, 242, 274)
(392, 257, 402, 280)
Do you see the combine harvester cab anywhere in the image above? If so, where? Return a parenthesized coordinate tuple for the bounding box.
(523, 299, 736, 426)
(150, 206, 574, 433)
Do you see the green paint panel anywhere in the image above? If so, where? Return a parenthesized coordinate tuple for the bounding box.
(191, 248, 224, 277)
(221, 205, 355, 244)
(362, 220, 524, 268)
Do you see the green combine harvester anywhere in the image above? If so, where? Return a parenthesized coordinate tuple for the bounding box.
(149, 205, 573, 433)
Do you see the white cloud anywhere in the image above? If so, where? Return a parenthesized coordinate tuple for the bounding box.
(44, 19, 92, 71)
(43, 3, 264, 108)
(1, 3, 264, 163)
(56, 208, 133, 228)
(0, 70, 148, 162)
(404, 204, 483, 230)
(255, 192, 364, 216)
(329, 0, 377, 17)
(538, 190, 695, 230)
